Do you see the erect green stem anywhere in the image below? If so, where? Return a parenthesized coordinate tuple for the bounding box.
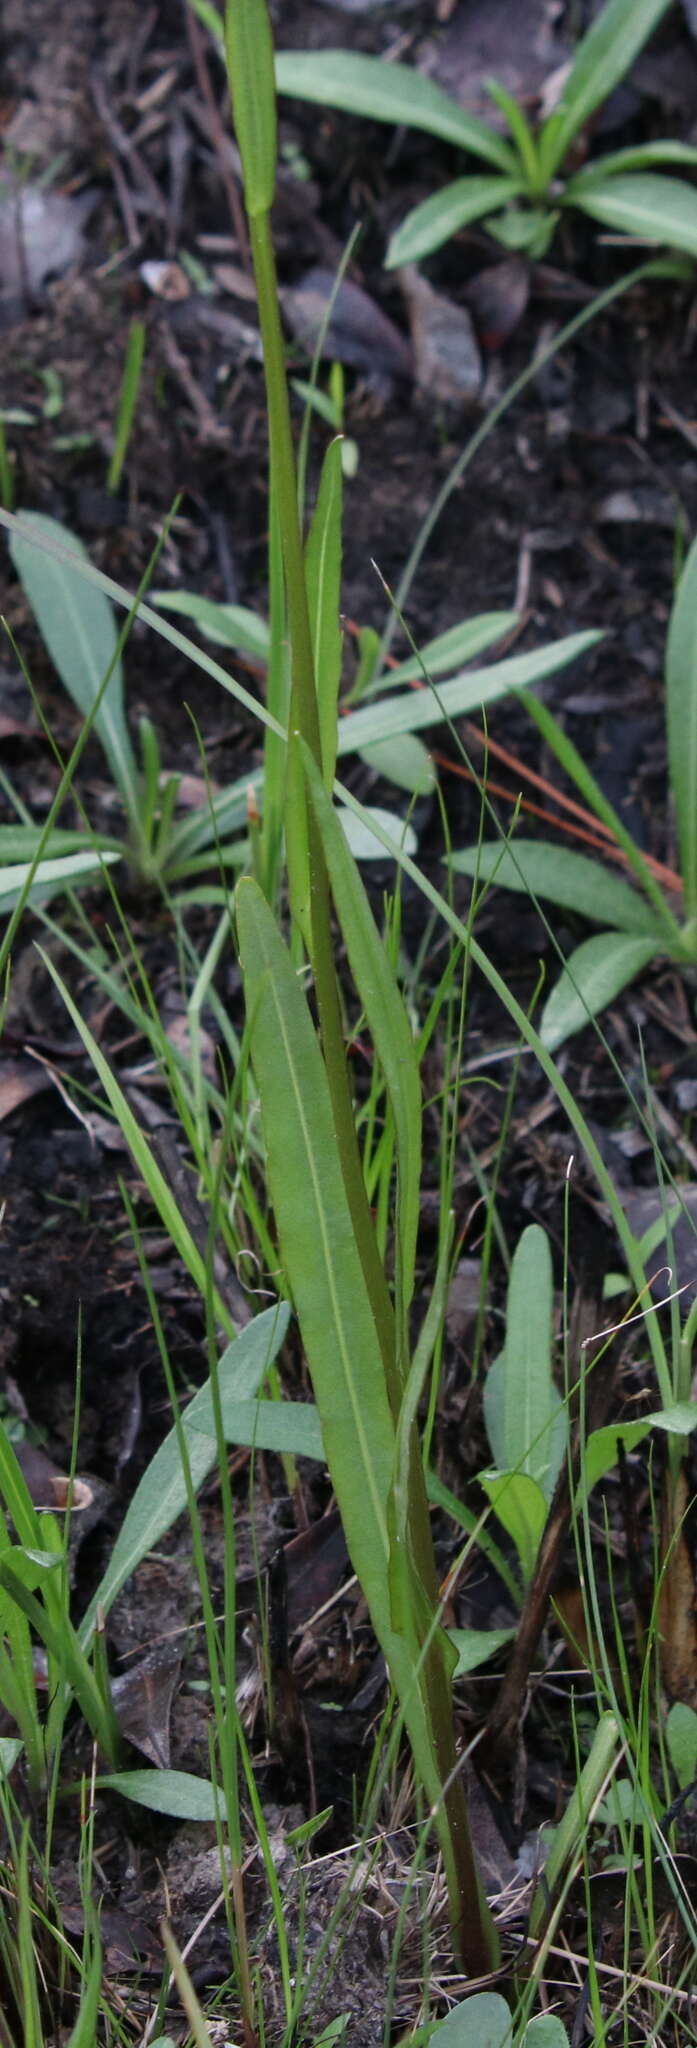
(248, 208, 399, 1408)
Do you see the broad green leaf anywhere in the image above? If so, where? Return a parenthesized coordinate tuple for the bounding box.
(386, 175, 523, 269)
(80, 1303, 292, 1644)
(539, 0, 672, 179)
(483, 1225, 566, 1502)
(576, 1420, 653, 1504)
(429, 1992, 513, 2048)
(485, 207, 558, 256)
(97, 1768, 227, 1821)
(9, 513, 140, 817)
(338, 804, 417, 861)
(304, 749, 422, 1342)
(305, 435, 343, 787)
(225, 0, 276, 217)
(338, 631, 602, 754)
(0, 849, 120, 915)
(478, 1470, 547, 1585)
(150, 592, 271, 661)
(449, 1627, 515, 1676)
(451, 840, 662, 937)
(568, 173, 697, 258)
(540, 932, 660, 1050)
(359, 733, 436, 795)
(374, 612, 518, 692)
(524, 2020, 570, 2047)
(666, 529, 697, 919)
(577, 1404, 697, 1506)
(666, 1701, 697, 1790)
(275, 51, 518, 169)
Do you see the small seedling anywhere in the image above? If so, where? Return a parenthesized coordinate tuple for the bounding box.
(275, 0, 697, 269)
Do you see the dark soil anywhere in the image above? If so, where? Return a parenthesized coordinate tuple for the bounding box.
(2, 1, 697, 2040)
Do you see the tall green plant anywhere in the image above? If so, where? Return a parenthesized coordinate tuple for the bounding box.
(225, 0, 498, 1974)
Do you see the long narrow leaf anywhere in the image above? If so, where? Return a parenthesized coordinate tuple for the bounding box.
(9, 513, 140, 818)
(386, 175, 523, 269)
(303, 748, 422, 1352)
(372, 611, 518, 692)
(235, 876, 497, 1966)
(665, 529, 697, 919)
(0, 849, 120, 915)
(275, 51, 517, 169)
(539, 0, 672, 179)
(80, 1303, 294, 1644)
(304, 436, 343, 786)
(451, 841, 663, 936)
(567, 172, 697, 257)
(338, 631, 601, 753)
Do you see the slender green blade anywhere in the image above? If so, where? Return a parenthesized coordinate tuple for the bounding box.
(569, 141, 697, 184)
(303, 749, 422, 1344)
(275, 51, 517, 168)
(236, 876, 496, 1963)
(338, 631, 601, 753)
(539, 0, 672, 178)
(568, 172, 697, 257)
(666, 529, 697, 918)
(451, 840, 663, 936)
(540, 931, 659, 1050)
(225, 0, 277, 216)
(38, 951, 238, 1338)
(80, 1304, 294, 1644)
(9, 512, 139, 816)
(374, 611, 518, 691)
(305, 436, 343, 787)
(236, 876, 397, 1584)
(386, 175, 523, 269)
(0, 849, 120, 914)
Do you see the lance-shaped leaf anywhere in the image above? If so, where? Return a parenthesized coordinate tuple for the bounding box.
(567, 172, 697, 258)
(303, 746, 421, 1352)
(225, 0, 277, 218)
(540, 932, 659, 1050)
(235, 876, 498, 1971)
(451, 840, 662, 936)
(386, 175, 523, 269)
(9, 513, 140, 820)
(275, 50, 517, 168)
(483, 1225, 566, 1505)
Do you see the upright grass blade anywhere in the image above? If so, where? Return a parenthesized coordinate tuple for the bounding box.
(304, 436, 343, 788)
(665, 528, 697, 923)
(302, 747, 421, 1370)
(236, 876, 498, 1973)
